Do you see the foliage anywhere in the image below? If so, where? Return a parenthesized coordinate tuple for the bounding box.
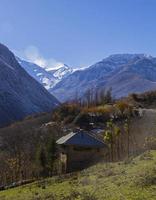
(0, 121, 60, 186)
(82, 87, 113, 107)
(129, 90, 156, 108)
(135, 167, 156, 186)
(144, 136, 156, 150)
(52, 103, 81, 124)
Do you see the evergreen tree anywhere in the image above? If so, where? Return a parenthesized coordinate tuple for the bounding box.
(36, 145, 47, 177)
(47, 138, 57, 175)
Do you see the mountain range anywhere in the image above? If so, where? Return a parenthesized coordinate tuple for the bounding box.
(0, 43, 59, 126)
(51, 54, 156, 102)
(14, 51, 156, 103)
(1, 42, 156, 124)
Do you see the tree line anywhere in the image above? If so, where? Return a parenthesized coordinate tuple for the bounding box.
(73, 87, 113, 107)
(0, 120, 63, 188)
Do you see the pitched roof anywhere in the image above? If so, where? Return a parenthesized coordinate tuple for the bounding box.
(56, 131, 107, 148)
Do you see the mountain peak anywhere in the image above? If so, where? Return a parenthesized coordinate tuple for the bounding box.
(17, 57, 74, 90)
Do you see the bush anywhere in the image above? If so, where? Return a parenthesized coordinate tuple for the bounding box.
(52, 103, 81, 123)
(64, 189, 98, 200)
(144, 136, 156, 150)
(135, 167, 156, 186)
(139, 151, 153, 161)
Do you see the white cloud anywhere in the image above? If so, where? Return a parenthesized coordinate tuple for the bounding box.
(15, 45, 64, 70)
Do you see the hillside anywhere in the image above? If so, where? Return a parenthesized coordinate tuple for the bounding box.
(52, 54, 156, 102)
(0, 150, 155, 200)
(0, 43, 59, 126)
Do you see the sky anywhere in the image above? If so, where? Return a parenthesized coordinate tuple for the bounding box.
(0, 0, 156, 68)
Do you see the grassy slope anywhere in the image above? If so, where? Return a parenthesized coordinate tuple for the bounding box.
(0, 151, 156, 200)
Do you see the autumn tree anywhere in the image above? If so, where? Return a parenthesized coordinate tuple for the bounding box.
(104, 120, 114, 161)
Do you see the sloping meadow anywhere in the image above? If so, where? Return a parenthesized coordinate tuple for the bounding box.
(0, 150, 156, 200)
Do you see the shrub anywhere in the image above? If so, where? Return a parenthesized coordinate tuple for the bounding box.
(80, 190, 98, 200)
(139, 151, 153, 161)
(135, 167, 156, 186)
(52, 103, 81, 123)
(144, 136, 156, 150)
(66, 190, 98, 200)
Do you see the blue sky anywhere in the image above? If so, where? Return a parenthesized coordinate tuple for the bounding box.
(0, 0, 156, 68)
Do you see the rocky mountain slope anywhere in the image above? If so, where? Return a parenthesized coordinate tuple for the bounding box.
(0, 43, 59, 126)
(51, 54, 156, 102)
(17, 57, 73, 90)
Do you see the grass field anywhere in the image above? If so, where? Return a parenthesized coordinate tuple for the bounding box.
(0, 150, 156, 200)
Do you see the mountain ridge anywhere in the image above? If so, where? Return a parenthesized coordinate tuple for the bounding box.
(0, 43, 59, 126)
(51, 53, 156, 102)
(17, 57, 74, 90)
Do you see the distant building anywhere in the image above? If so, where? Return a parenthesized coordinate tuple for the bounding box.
(56, 131, 107, 173)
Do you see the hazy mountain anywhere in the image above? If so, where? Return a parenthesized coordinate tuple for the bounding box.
(17, 57, 73, 90)
(0, 43, 59, 126)
(51, 54, 156, 102)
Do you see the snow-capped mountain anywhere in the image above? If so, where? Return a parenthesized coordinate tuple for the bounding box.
(53, 64, 73, 80)
(17, 53, 156, 103)
(51, 54, 156, 102)
(17, 57, 74, 90)
(0, 43, 59, 127)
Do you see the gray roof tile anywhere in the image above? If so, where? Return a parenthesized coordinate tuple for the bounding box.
(56, 131, 107, 148)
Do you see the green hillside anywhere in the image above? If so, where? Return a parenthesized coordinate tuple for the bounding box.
(0, 150, 156, 200)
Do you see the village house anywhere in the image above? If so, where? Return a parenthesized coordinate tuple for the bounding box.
(56, 130, 107, 173)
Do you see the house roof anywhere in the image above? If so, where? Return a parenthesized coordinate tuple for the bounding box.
(56, 131, 107, 148)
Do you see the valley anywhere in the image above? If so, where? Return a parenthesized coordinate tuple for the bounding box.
(0, 43, 156, 200)
(1, 1, 156, 199)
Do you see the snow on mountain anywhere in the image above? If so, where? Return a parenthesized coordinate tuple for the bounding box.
(17, 53, 156, 104)
(53, 64, 73, 80)
(16, 57, 74, 90)
(51, 54, 156, 102)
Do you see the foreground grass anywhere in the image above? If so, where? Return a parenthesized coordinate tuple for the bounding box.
(0, 150, 156, 200)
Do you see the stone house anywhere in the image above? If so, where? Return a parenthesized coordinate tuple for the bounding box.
(56, 131, 107, 173)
